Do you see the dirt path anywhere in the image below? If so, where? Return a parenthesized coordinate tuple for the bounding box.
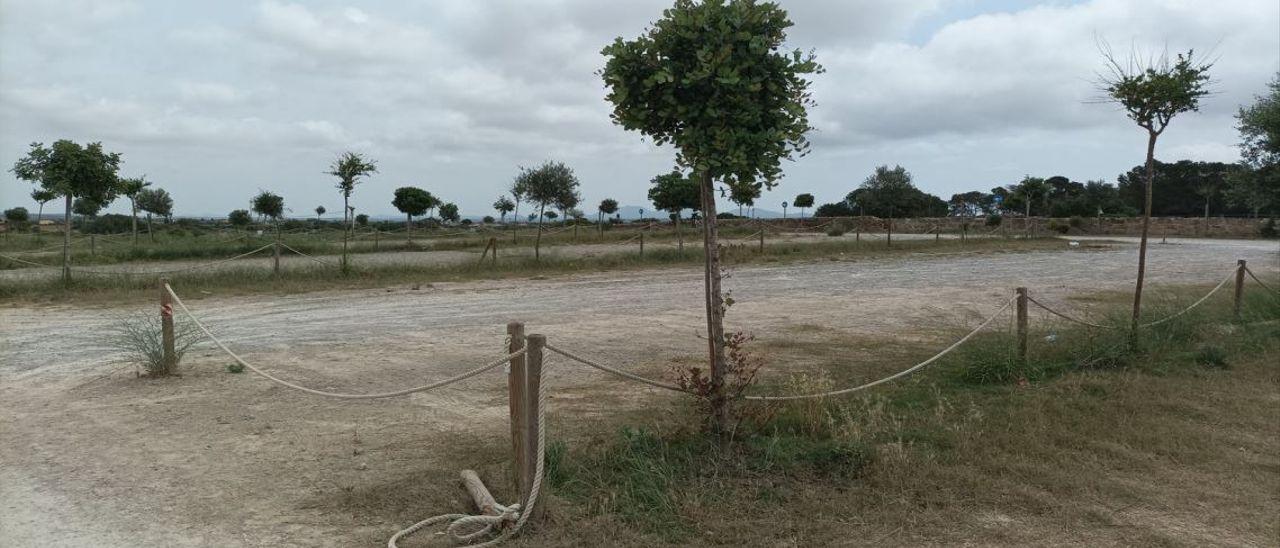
(1, 238, 1276, 547)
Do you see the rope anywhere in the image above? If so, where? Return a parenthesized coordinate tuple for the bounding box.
(544, 343, 686, 393)
(1245, 266, 1276, 294)
(1137, 270, 1235, 327)
(73, 244, 275, 275)
(744, 297, 1015, 400)
(388, 358, 551, 548)
(1026, 297, 1116, 329)
(277, 242, 338, 267)
(165, 283, 522, 399)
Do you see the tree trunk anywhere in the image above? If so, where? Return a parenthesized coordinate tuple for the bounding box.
(35, 202, 44, 243)
(342, 195, 351, 273)
(886, 205, 893, 248)
(535, 204, 545, 261)
(1130, 130, 1159, 346)
(61, 195, 72, 284)
(1025, 200, 1031, 239)
(676, 213, 683, 252)
(146, 213, 154, 243)
(131, 199, 139, 245)
(698, 171, 728, 437)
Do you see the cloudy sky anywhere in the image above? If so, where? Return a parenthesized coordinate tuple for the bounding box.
(1, 0, 1276, 218)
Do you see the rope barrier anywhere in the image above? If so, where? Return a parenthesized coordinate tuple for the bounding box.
(1026, 297, 1116, 329)
(1024, 268, 1238, 330)
(544, 343, 686, 393)
(166, 283, 522, 399)
(73, 244, 276, 275)
(277, 242, 338, 267)
(744, 297, 1015, 400)
(388, 358, 550, 548)
(1245, 266, 1275, 294)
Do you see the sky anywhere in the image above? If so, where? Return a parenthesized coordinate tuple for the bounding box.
(1, 0, 1277, 219)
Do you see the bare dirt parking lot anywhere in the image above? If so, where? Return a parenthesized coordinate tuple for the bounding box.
(1, 237, 1276, 547)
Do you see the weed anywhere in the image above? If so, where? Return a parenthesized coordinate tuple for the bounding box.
(103, 310, 201, 376)
(226, 362, 246, 374)
(1195, 344, 1229, 369)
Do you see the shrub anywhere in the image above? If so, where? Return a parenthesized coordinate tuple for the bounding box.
(226, 362, 245, 374)
(669, 331, 764, 432)
(1047, 220, 1070, 234)
(826, 225, 847, 237)
(1195, 344, 1229, 369)
(1069, 216, 1085, 229)
(1261, 218, 1278, 238)
(986, 214, 1002, 227)
(103, 311, 201, 376)
(482, 215, 495, 224)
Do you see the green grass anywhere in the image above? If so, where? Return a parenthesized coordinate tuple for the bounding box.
(527, 285, 1279, 545)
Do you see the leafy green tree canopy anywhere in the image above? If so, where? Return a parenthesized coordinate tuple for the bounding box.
(251, 190, 285, 221)
(11, 140, 121, 203)
(439, 202, 460, 222)
(599, 198, 619, 216)
(72, 197, 104, 218)
(136, 188, 174, 219)
(648, 171, 701, 217)
(793, 193, 814, 209)
(228, 209, 252, 227)
(327, 152, 378, 197)
(514, 161, 580, 213)
(392, 186, 435, 218)
(5, 207, 29, 222)
(1102, 49, 1212, 136)
(600, 0, 821, 187)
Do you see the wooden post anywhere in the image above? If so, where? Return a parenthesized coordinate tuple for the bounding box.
(1234, 259, 1246, 320)
(935, 228, 940, 243)
(1016, 287, 1028, 365)
(460, 470, 501, 516)
(91, 234, 96, 256)
(272, 241, 281, 275)
(374, 230, 380, 251)
(523, 334, 546, 522)
(490, 237, 498, 266)
(639, 232, 644, 257)
(506, 322, 527, 496)
(758, 229, 765, 253)
(160, 277, 176, 374)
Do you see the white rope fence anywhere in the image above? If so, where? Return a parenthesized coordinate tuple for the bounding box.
(277, 242, 339, 268)
(166, 283, 521, 399)
(1246, 266, 1276, 294)
(1026, 268, 1237, 329)
(1, 244, 275, 276)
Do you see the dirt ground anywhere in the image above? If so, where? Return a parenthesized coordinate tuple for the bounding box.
(0, 237, 1276, 547)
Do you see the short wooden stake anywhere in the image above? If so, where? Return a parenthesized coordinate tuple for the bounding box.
(506, 322, 527, 496)
(272, 241, 281, 275)
(522, 334, 546, 523)
(758, 229, 765, 253)
(1234, 259, 1246, 320)
(639, 232, 644, 257)
(1016, 287, 1028, 365)
(490, 237, 498, 266)
(160, 277, 176, 374)
(460, 469, 501, 516)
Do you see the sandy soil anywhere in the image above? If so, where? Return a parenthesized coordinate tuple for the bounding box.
(1, 237, 1276, 547)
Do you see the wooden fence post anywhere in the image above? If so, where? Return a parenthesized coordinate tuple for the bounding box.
(490, 237, 498, 267)
(758, 229, 765, 253)
(374, 230, 380, 251)
(507, 322, 527, 496)
(91, 234, 96, 256)
(639, 232, 644, 258)
(1016, 287, 1028, 365)
(523, 334, 546, 522)
(272, 241, 281, 275)
(160, 277, 176, 374)
(1234, 259, 1246, 320)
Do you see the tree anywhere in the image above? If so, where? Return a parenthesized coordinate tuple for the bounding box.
(729, 183, 760, 217)
(118, 176, 150, 244)
(228, 209, 252, 230)
(250, 190, 285, 233)
(493, 195, 516, 223)
(793, 193, 814, 218)
(1237, 73, 1279, 169)
(814, 201, 854, 217)
(72, 197, 104, 224)
(1223, 168, 1279, 218)
(315, 205, 326, 220)
(648, 171, 701, 251)
(355, 213, 370, 227)
(11, 140, 121, 282)
(327, 151, 377, 273)
(598, 198, 619, 238)
(5, 207, 29, 227)
(30, 188, 56, 240)
(439, 202, 460, 223)
(136, 188, 173, 241)
(513, 161, 580, 261)
(543, 210, 558, 221)
(392, 186, 434, 236)
(848, 165, 920, 246)
(948, 191, 994, 217)
(1098, 47, 1212, 342)
(602, 0, 820, 434)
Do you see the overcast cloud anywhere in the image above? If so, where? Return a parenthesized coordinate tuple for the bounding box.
(1, 0, 1276, 218)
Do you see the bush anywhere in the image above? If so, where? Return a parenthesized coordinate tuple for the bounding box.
(1195, 344, 1229, 369)
(103, 311, 201, 376)
(1260, 218, 1278, 238)
(986, 214, 1002, 227)
(826, 226, 847, 237)
(1047, 220, 1070, 234)
(716, 212, 739, 219)
(226, 362, 246, 374)
(86, 213, 133, 234)
(1069, 216, 1085, 229)
(482, 215, 495, 224)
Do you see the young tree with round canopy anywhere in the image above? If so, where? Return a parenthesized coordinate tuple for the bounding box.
(392, 186, 434, 237)
(327, 151, 377, 272)
(251, 190, 285, 234)
(793, 193, 814, 218)
(597, 198, 619, 238)
(228, 209, 252, 230)
(438, 202, 460, 223)
(1098, 47, 1211, 345)
(136, 188, 174, 241)
(493, 195, 515, 223)
(11, 140, 122, 283)
(514, 161, 580, 261)
(119, 176, 151, 244)
(602, 0, 820, 434)
(648, 171, 701, 251)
